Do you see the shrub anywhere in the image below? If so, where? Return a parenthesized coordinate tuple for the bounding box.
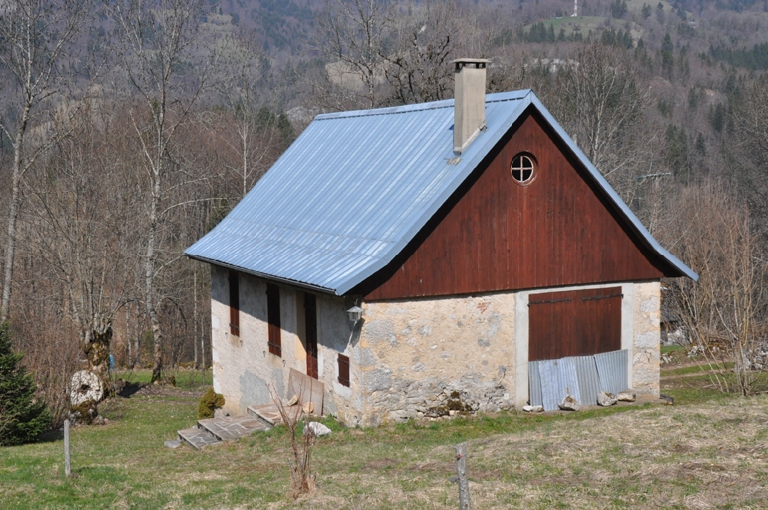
(0, 323, 51, 446)
(197, 387, 225, 419)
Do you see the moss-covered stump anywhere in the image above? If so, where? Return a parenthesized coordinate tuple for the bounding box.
(69, 400, 99, 425)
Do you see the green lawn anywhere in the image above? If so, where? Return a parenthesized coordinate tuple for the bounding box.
(1, 374, 767, 508)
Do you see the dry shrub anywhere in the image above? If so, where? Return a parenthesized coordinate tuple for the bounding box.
(659, 181, 768, 395)
(269, 385, 317, 498)
(11, 312, 80, 427)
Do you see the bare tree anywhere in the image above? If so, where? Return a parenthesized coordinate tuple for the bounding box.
(0, 0, 91, 320)
(313, 0, 392, 109)
(210, 31, 281, 198)
(28, 103, 139, 391)
(552, 44, 653, 202)
(383, 1, 461, 105)
(729, 74, 768, 224)
(104, 0, 213, 382)
(661, 182, 768, 396)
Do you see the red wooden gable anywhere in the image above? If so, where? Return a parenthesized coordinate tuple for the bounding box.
(361, 109, 674, 301)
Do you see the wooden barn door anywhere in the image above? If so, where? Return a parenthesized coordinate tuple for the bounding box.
(304, 293, 319, 379)
(528, 287, 622, 362)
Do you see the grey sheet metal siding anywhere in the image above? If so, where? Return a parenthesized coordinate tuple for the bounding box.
(572, 355, 601, 406)
(594, 350, 629, 395)
(528, 361, 543, 407)
(186, 89, 697, 294)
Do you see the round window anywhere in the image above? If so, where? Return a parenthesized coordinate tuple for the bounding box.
(511, 154, 535, 184)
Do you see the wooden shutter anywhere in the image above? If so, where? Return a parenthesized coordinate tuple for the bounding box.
(529, 287, 622, 362)
(228, 270, 240, 336)
(305, 293, 318, 379)
(267, 283, 281, 357)
(338, 354, 350, 387)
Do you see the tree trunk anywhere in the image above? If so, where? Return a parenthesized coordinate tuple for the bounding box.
(1, 108, 29, 321)
(126, 302, 132, 368)
(193, 269, 198, 369)
(147, 168, 163, 383)
(83, 317, 112, 394)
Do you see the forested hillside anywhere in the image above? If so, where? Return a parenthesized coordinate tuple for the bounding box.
(1, 0, 767, 424)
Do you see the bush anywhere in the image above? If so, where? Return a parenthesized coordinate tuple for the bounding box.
(197, 387, 225, 419)
(0, 323, 51, 446)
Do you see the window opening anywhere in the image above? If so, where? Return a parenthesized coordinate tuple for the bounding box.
(511, 154, 535, 184)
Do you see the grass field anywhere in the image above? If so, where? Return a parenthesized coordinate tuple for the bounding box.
(1, 368, 767, 509)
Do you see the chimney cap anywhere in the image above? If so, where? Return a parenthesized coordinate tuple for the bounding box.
(452, 58, 491, 63)
(453, 58, 491, 68)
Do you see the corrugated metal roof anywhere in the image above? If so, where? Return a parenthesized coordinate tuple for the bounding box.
(186, 90, 697, 295)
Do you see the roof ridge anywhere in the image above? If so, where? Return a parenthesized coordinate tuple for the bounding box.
(315, 89, 531, 122)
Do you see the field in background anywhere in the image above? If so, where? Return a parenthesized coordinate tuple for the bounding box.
(1, 364, 767, 509)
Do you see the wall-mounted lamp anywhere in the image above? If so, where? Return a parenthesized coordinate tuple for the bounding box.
(347, 306, 364, 323)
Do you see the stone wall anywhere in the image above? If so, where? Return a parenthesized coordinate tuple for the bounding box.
(631, 281, 661, 396)
(358, 294, 516, 426)
(210, 266, 364, 421)
(210, 268, 662, 424)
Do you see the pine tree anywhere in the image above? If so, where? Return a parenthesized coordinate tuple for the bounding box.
(0, 323, 50, 446)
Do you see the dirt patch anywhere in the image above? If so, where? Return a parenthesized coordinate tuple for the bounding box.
(408, 461, 453, 474)
(361, 458, 399, 471)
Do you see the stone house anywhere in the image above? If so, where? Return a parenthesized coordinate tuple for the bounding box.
(185, 59, 696, 426)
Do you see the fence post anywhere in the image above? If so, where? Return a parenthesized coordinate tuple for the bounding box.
(455, 442, 471, 510)
(64, 419, 71, 477)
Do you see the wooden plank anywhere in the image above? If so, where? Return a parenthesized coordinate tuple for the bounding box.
(362, 111, 671, 301)
(288, 368, 323, 416)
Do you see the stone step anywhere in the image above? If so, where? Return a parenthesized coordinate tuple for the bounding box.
(177, 426, 221, 450)
(247, 404, 281, 427)
(247, 404, 303, 427)
(197, 415, 270, 442)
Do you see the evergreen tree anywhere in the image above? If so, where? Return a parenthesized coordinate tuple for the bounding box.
(0, 323, 50, 446)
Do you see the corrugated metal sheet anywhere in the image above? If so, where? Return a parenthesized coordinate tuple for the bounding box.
(594, 350, 629, 395)
(528, 361, 543, 407)
(571, 355, 601, 406)
(185, 90, 697, 294)
(537, 358, 581, 410)
(538, 360, 561, 411)
(557, 357, 581, 405)
(531, 350, 627, 409)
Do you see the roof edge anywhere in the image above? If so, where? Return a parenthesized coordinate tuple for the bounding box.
(314, 89, 531, 122)
(186, 254, 340, 295)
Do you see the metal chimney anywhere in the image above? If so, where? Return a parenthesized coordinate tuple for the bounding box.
(453, 58, 489, 155)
